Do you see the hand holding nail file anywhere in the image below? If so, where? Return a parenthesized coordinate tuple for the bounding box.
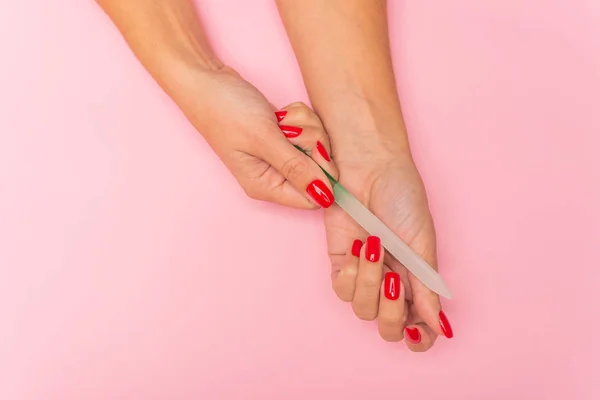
(295, 145, 454, 300)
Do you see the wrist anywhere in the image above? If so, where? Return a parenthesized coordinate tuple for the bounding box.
(148, 43, 233, 109)
(318, 95, 413, 163)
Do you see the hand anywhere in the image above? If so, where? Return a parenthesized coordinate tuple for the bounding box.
(326, 140, 454, 351)
(171, 66, 336, 209)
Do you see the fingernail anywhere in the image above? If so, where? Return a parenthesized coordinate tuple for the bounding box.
(405, 327, 421, 344)
(384, 271, 400, 300)
(316, 141, 331, 161)
(351, 239, 362, 257)
(275, 110, 287, 122)
(306, 180, 333, 208)
(279, 125, 302, 138)
(365, 236, 381, 262)
(439, 310, 454, 338)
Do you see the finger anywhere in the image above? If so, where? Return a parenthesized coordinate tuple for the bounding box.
(409, 287, 454, 341)
(275, 102, 323, 127)
(408, 281, 454, 340)
(331, 239, 362, 302)
(352, 236, 383, 321)
(276, 104, 339, 182)
(280, 124, 339, 182)
(239, 162, 317, 209)
(377, 267, 406, 342)
(403, 302, 440, 352)
(258, 122, 335, 209)
(403, 324, 437, 352)
(408, 273, 445, 337)
(263, 180, 319, 210)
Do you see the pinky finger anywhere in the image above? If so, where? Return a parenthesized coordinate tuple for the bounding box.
(404, 303, 439, 352)
(404, 324, 438, 352)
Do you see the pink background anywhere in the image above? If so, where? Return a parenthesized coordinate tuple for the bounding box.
(1, 0, 599, 399)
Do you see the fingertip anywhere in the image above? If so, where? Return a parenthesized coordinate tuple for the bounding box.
(382, 271, 402, 301)
(316, 141, 331, 162)
(351, 239, 363, 257)
(439, 310, 454, 339)
(306, 179, 334, 208)
(364, 236, 382, 263)
(404, 326, 422, 345)
(275, 110, 287, 122)
(405, 323, 437, 352)
(279, 125, 303, 138)
(411, 288, 445, 337)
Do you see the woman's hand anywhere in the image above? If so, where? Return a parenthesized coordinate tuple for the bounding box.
(97, 0, 334, 209)
(327, 145, 454, 351)
(274, 102, 339, 191)
(277, 0, 453, 349)
(272, 101, 453, 350)
(171, 67, 336, 209)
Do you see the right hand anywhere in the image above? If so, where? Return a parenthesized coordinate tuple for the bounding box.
(171, 66, 336, 209)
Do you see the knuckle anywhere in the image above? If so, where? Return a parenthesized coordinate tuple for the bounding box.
(331, 266, 357, 302)
(352, 302, 378, 321)
(280, 156, 308, 182)
(333, 286, 353, 302)
(339, 265, 358, 280)
(242, 184, 262, 200)
(378, 328, 404, 343)
(287, 101, 309, 110)
(356, 311, 378, 321)
(287, 102, 312, 119)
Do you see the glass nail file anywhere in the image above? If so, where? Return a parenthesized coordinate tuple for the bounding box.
(296, 146, 453, 299)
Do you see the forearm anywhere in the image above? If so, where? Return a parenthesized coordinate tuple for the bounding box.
(96, 0, 223, 99)
(275, 0, 409, 154)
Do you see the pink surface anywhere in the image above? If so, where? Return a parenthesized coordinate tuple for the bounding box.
(1, 0, 599, 399)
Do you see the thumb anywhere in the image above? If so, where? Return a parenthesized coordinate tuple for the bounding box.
(259, 123, 335, 209)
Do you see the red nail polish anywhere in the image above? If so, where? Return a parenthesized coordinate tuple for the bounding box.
(275, 110, 287, 122)
(365, 236, 381, 262)
(306, 180, 333, 208)
(439, 310, 454, 338)
(279, 125, 302, 138)
(384, 271, 400, 300)
(316, 141, 331, 161)
(405, 327, 421, 344)
(351, 239, 362, 257)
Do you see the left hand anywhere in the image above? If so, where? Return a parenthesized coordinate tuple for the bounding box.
(326, 140, 454, 351)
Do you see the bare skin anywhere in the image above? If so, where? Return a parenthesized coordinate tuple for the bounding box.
(276, 0, 453, 348)
(97, 0, 453, 350)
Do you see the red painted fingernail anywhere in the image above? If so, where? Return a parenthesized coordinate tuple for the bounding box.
(316, 141, 331, 161)
(279, 125, 302, 138)
(365, 236, 381, 262)
(405, 327, 421, 344)
(351, 239, 362, 257)
(275, 110, 287, 122)
(306, 180, 333, 208)
(439, 310, 454, 338)
(384, 271, 400, 300)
